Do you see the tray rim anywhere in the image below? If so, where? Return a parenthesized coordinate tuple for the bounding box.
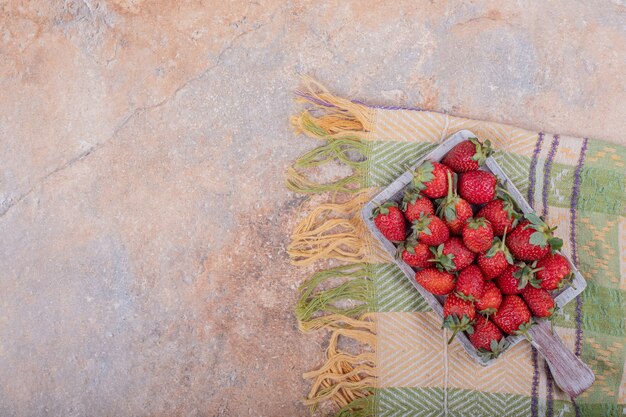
(361, 129, 587, 366)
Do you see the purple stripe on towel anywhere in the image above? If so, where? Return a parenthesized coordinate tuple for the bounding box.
(531, 348, 539, 417)
(573, 397, 581, 417)
(545, 361, 554, 417)
(571, 138, 588, 359)
(542, 135, 560, 217)
(529, 133, 545, 417)
(294, 90, 337, 108)
(528, 132, 545, 205)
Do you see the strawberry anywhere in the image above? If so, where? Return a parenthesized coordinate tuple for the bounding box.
(470, 316, 508, 360)
(458, 170, 497, 205)
(413, 161, 452, 199)
(401, 188, 435, 222)
(373, 202, 407, 242)
(475, 281, 502, 317)
(536, 253, 574, 291)
(435, 171, 473, 235)
(495, 262, 542, 294)
(522, 286, 556, 318)
(397, 239, 432, 269)
(462, 217, 494, 253)
(430, 237, 476, 272)
(415, 267, 456, 295)
(507, 213, 563, 261)
(443, 293, 476, 344)
(493, 295, 533, 338)
(476, 196, 521, 237)
(442, 137, 493, 173)
(455, 265, 485, 301)
(411, 213, 449, 246)
(476, 229, 514, 279)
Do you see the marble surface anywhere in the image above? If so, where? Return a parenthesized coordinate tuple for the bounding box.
(1, 1, 625, 416)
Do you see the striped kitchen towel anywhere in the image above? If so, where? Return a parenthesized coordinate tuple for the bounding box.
(288, 78, 626, 417)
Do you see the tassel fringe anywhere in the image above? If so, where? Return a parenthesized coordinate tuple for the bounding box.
(290, 78, 380, 416)
(293, 138, 369, 170)
(303, 314, 378, 411)
(296, 263, 373, 332)
(292, 76, 375, 141)
(288, 191, 390, 266)
(286, 135, 369, 194)
(285, 166, 364, 194)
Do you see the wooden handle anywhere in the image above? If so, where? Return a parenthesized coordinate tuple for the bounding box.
(529, 320, 595, 397)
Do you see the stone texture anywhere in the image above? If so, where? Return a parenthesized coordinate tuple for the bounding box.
(0, 1, 624, 416)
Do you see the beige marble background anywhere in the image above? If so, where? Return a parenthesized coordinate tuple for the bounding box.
(0, 1, 625, 416)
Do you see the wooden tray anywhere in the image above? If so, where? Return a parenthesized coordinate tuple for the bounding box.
(361, 130, 588, 366)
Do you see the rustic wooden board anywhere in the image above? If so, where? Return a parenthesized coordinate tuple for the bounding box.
(361, 129, 594, 395)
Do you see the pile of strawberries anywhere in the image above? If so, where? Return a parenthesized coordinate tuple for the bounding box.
(372, 138, 574, 360)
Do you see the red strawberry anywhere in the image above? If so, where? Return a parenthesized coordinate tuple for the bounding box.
(411, 213, 449, 246)
(455, 265, 485, 301)
(469, 316, 507, 360)
(442, 137, 493, 173)
(477, 197, 521, 237)
(398, 239, 432, 269)
(536, 253, 573, 291)
(477, 229, 514, 279)
(435, 171, 473, 235)
(458, 170, 497, 205)
(462, 217, 494, 253)
(495, 262, 542, 294)
(430, 237, 476, 272)
(373, 202, 407, 242)
(413, 161, 452, 199)
(415, 268, 456, 295)
(493, 295, 533, 338)
(401, 189, 435, 222)
(443, 293, 476, 344)
(507, 213, 563, 261)
(522, 286, 556, 318)
(475, 281, 503, 317)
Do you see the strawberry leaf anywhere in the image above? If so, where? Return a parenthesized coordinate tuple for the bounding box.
(524, 212, 543, 225)
(504, 250, 514, 264)
(456, 292, 476, 302)
(485, 245, 498, 258)
(529, 231, 548, 247)
(413, 161, 435, 190)
(548, 237, 563, 252)
(513, 321, 534, 342)
(444, 206, 457, 221)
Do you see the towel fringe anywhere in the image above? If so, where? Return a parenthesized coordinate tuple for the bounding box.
(291, 78, 381, 416)
(286, 135, 370, 194)
(286, 166, 364, 194)
(296, 263, 373, 331)
(294, 138, 369, 170)
(292, 76, 375, 141)
(288, 191, 389, 266)
(302, 314, 378, 412)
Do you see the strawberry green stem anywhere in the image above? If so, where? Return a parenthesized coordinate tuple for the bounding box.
(447, 170, 454, 199)
(447, 329, 459, 345)
(497, 185, 517, 201)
